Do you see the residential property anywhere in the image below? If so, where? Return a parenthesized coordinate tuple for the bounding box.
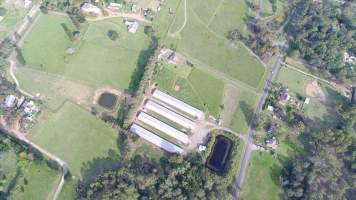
(125, 21, 139, 33)
(130, 124, 184, 154)
(278, 89, 290, 103)
(266, 137, 277, 149)
(81, 3, 102, 16)
(137, 112, 190, 144)
(158, 48, 178, 64)
(144, 100, 196, 130)
(152, 89, 205, 119)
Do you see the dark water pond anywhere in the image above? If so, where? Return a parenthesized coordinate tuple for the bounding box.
(98, 92, 118, 110)
(206, 135, 233, 174)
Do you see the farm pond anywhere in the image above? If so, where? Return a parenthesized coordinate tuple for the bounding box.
(98, 92, 118, 110)
(206, 135, 233, 174)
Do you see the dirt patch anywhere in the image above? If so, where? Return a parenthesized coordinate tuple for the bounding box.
(306, 80, 326, 101)
(174, 84, 181, 92)
(221, 84, 240, 126)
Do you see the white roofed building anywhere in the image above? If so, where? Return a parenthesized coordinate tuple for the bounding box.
(144, 100, 196, 130)
(152, 89, 204, 119)
(81, 3, 102, 16)
(130, 124, 183, 154)
(137, 112, 190, 144)
(125, 21, 139, 33)
(4, 95, 16, 108)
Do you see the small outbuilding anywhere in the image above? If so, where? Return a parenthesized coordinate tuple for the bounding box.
(4, 95, 16, 108)
(125, 21, 139, 33)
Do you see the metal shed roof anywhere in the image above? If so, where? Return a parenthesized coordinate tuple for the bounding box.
(137, 112, 190, 145)
(152, 89, 204, 119)
(144, 100, 196, 130)
(130, 124, 184, 154)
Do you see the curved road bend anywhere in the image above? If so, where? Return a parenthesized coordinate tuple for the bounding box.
(233, 41, 286, 199)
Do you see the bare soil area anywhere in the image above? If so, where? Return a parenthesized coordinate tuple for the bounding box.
(306, 80, 326, 101)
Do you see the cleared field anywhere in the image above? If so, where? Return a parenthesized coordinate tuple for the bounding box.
(28, 102, 120, 178)
(229, 90, 258, 133)
(240, 152, 282, 200)
(154, 65, 224, 116)
(22, 14, 150, 90)
(164, 0, 265, 88)
(8, 162, 60, 200)
(15, 67, 94, 110)
(276, 66, 313, 95)
(0, 150, 18, 192)
(153, 0, 181, 38)
(58, 180, 77, 200)
(207, 0, 248, 35)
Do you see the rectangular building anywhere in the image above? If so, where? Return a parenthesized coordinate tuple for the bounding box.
(137, 112, 190, 145)
(152, 89, 205, 119)
(130, 124, 184, 154)
(144, 100, 196, 130)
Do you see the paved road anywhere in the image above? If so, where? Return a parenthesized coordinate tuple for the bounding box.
(233, 41, 286, 199)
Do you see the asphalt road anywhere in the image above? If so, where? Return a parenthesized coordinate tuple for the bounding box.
(233, 41, 286, 199)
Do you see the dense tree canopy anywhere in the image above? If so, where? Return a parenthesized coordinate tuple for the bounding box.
(78, 153, 233, 200)
(288, 0, 356, 81)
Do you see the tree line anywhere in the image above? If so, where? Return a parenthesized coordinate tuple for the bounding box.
(77, 152, 233, 200)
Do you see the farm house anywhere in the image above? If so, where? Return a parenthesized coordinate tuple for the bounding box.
(130, 124, 184, 154)
(152, 89, 204, 119)
(144, 100, 196, 130)
(137, 112, 190, 145)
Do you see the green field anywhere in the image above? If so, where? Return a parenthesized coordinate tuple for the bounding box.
(240, 152, 282, 200)
(8, 162, 60, 200)
(22, 14, 150, 90)
(28, 102, 120, 179)
(229, 91, 258, 133)
(154, 64, 224, 116)
(162, 0, 266, 89)
(276, 66, 313, 95)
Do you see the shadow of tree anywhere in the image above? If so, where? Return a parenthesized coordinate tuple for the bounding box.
(239, 101, 254, 128)
(80, 151, 123, 186)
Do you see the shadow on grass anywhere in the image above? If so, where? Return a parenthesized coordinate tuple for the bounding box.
(5, 168, 21, 196)
(239, 101, 254, 129)
(80, 150, 123, 186)
(127, 36, 158, 94)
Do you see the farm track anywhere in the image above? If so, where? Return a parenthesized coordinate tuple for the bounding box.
(170, 0, 187, 36)
(6, 5, 68, 200)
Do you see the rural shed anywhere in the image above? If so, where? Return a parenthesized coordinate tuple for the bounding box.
(4, 95, 16, 108)
(137, 112, 190, 145)
(144, 100, 196, 130)
(152, 89, 205, 119)
(130, 124, 184, 154)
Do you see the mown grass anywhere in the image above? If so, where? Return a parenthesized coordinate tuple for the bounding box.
(229, 90, 258, 134)
(22, 15, 150, 90)
(154, 65, 224, 117)
(240, 152, 282, 200)
(276, 66, 312, 96)
(163, 0, 265, 88)
(28, 102, 120, 179)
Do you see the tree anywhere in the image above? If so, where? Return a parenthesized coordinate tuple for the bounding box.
(107, 30, 119, 41)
